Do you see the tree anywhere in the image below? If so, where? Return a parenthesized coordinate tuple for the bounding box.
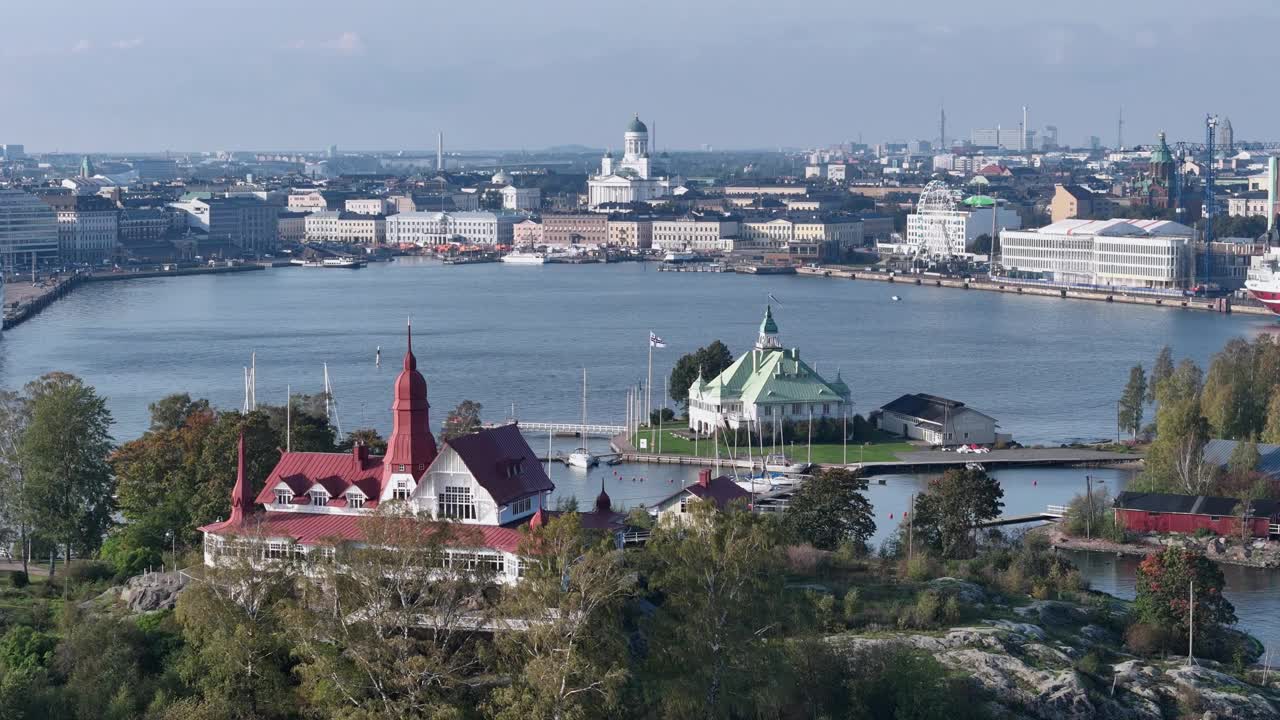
(1201, 338, 1263, 439)
(971, 233, 992, 255)
(910, 468, 1004, 559)
(1262, 391, 1280, 445)
(1226, 439, 1261, 488)
(783, 467, 875, 551)
(1148, 345, 1174, 405)
(642, 501, 787, 718)
(486, 513, 634, 720)
(0, 390, 32, 575)
(147, 393, 212, 433)
(261, 394, 335, 452)
(668, 340, 734, 409)
(1118, 364, 1147, 439)
(441, 400, 483, 441)
(1134, 547, 1236, 654)
(287, 510, 494, 718)
(19, 373, 115, 573)
(336, 427, 387, 454)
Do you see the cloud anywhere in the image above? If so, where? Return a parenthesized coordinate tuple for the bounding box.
(71, 39, 92, 53)
(111, 37, 144, 50)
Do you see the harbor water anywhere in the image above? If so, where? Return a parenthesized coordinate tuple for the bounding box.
(2, 258, 1279, 653)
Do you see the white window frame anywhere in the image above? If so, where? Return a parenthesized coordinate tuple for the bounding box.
(438, 486, 477, 520)
(275, 489, 294, 505)
(310, 489, 329, 506)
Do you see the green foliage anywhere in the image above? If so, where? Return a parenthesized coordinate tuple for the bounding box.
(1134, 547, 1236, 657)
(844, 643, 989, 720)
(147, 393, 212, 433)
(1149, 345, 1174, 405)
(8, 570, 28, 589)
(20, 372, 116, 566)
(335, 426, 387, 454)
(99, 524, 164, 576)
(648, 407, 676, 425)
(909, 468, 1004, 559)
(1063, 488, 1124, 542)
(668, 339, 733, 408)
(441, 399, 483, 441)
(1140, 358, 1215, 494)
(0, 625, 56, 671)
(1118, 364, 1146, 438)
(784, 467, 875, 551)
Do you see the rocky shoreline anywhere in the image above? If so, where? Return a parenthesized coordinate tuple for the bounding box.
(827, 582, 1279, 720)
(1036, 525, 1280, 569)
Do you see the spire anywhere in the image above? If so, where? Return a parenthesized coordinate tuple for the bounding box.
(594, 477, 612, 514)
(756, 305, 781, 350)
(404, 317, 416, 370)
(383, 321, 438, 489)
(228, 431, 252, 526)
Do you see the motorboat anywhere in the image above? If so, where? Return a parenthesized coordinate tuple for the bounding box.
(567, 449, 598, 469)
(734, 472, 797, 494)
(891, 295, 901, 301)
(501, 251, 547, 265)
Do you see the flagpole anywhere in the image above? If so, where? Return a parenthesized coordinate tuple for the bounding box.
(647, 334, 654, 447)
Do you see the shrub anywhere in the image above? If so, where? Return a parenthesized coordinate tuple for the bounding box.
(902, 554, 938, 582)
(942, 595, 961, 625)
(8, 571, 28, 589)
(842, 589, 861, 625)
(0, 626, 56, 671)
(1074, 650, 1102, 676)
(1124, 622, 1170, 656)
(899, 591, 943, 629)
(66, 561, 114, 585)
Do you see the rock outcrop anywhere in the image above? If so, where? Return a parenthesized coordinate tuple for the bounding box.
(118, 571, 189, 613)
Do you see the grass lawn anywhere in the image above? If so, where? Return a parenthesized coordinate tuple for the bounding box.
(630, 424, 913, 464)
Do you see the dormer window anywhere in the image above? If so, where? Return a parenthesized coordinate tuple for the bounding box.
(348, 492, 365, 509)
(310, 490, 329, 507)
(275, 489, 294, 505)
(505, 459, 525, 479)
(392, 479, 411, 501)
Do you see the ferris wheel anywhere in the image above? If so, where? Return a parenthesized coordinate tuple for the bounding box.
(915, 180, 963, 257)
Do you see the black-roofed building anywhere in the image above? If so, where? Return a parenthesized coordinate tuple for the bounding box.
(877, 393, 999, 447)
(1114, 491, 1280, 538)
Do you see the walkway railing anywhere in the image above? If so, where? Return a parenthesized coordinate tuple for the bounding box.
(494, 421, 625, 438)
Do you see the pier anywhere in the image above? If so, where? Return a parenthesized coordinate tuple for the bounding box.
(795, 265, 1267, 316)
(496, 421, 626, 439)
(978, 505, 1068, 528)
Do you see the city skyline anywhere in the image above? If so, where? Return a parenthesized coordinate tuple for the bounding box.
(3, 0, 1279, 152)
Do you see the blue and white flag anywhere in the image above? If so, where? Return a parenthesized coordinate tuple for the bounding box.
(649, 331, 667, 348)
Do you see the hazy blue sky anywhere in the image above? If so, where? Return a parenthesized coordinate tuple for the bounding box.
(3, 0, 1277, 152)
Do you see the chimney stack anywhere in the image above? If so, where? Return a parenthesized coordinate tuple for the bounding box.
(698, 469, 711, 487)
(353, 442, 369, 471)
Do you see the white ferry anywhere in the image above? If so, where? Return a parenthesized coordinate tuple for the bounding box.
(501, 251, 547, 265)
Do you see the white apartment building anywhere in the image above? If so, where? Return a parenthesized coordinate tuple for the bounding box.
(999, 218, 1193, 289)
(304, 211, 386, 245)
(906, 182, 1021, 256)
(740, 215, 863, 257)
(385, 211, 519, 246)
(344, 198, 393, 215)
(652, 215, 740, 251)
(499, 185, 541, 211)
(43, 195, 119, 263)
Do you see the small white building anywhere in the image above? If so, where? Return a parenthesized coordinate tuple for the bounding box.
(499, 185, 541, 212)
(650, 470, 751, 525)
(877, 393, 998, 446)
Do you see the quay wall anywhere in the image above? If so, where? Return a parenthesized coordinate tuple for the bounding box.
(795, 266, 1268, 316)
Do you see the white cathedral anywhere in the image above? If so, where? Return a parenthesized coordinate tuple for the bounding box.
(587, 115, 676, 208)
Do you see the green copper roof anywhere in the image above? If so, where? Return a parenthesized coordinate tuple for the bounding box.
(963, 195, 996, 207)
(1150, 131, 1172, 164)
(760, 305, 778, 335)
(627, 115, 648, 133)
(691, 347, 851, 406)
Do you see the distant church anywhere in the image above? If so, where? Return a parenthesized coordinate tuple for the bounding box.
(587, 115, 676, 207)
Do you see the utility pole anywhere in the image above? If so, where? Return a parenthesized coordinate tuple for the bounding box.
(843, 406, 848, 465)
(1085, 474, 1094, 540)
(908, 493, 916, 561)
(1188, 580, 1196, 666)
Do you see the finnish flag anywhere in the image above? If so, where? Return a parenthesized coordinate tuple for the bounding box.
(649, 331, 667, 348)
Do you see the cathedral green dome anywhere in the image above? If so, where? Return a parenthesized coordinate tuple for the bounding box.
(627, 115, 648, 134)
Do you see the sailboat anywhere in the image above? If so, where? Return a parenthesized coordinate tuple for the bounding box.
(567, 368, 598, 468)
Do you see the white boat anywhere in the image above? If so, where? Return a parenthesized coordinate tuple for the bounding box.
(735, 472, 798, 494)
(762, 453, 809, 474)
(663, 250, 697, 263)
(567, 368, 598, 468)
(502, 251, 547, 265)
(965, 462, 985, 472)
(1245, 248, 1280, 314)
(891, 295, 901, 301)
(322, 256, 363, 268)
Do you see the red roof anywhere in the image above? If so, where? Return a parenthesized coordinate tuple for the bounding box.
(202, 511, 525, 553)
(254, 450, 385, 506)
(656, 475, 750, 510)
(383, 324, 439, 483)
(445, 424, 554, 505)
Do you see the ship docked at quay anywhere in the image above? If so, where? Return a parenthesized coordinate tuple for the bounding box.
(1245, 247, 1280, 314)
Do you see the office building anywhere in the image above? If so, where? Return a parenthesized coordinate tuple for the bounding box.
(304, 211, 387, 245)
(384, 211, 519, 246)
(42, 194, 119, 263)
(0, 188, 59, 268)
(999, 218, 1193, 289)
(652, 213, 740, 252)
(170, 196, 280, 254)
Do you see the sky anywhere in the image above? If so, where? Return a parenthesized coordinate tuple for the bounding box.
(3, 0, 1279, 153)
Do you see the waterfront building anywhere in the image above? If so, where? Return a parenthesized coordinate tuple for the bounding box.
(119, 207, 178, 244)
(384, 211, 519, 246)
(0, 188, 59, 268)
(541, 213, 608, 246)
(906, 182, 1022, 256)
(199, 330, 555, 584)
(1114, 491, 1280, 539)
(304, 211, 387, 245)
(739, 213, 863, 262)
(287, 190, 354, 214)
(41, 194, 119, 263)
(499, 185, 541, 211)
(723, 183, 810, 197)
(999, 218, 1193, 290)
(651, 469, 751, 525)
(606, 216, 653, 249)
(277, 211, 308, 244)
(876, 393, 999, 447)
(587, 116, 675, 207)
(170, 196, 280, 254)
(512, 218, 544, 246)
(687, 306, 851, 434)
(651, 213, 739, 251)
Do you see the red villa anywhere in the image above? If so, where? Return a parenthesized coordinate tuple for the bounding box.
(1114, 491, 1280, 539)
(199, 326, 557, 584)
